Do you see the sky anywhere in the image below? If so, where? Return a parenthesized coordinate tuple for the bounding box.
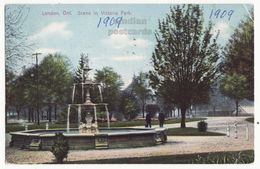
(6, 4, 253, 88)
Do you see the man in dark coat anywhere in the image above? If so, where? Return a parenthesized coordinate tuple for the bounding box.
(158, 112, 165, 127)
(145, 112, 152, 128)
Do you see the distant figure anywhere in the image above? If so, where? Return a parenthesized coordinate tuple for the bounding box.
(145, 113, 152, 128)
(158, 112, 165, 127)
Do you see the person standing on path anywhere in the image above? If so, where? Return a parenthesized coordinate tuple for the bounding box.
(145, 112, 152, 128)
(158, 112, 165, 127)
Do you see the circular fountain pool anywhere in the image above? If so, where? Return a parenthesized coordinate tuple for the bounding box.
(9, 128, 167, 150)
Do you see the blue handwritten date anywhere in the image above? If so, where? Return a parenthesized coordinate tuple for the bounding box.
(209, 9, 234, 21)
(97, 16, 123, 28)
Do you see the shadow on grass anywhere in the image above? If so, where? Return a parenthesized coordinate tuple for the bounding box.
(166, 127, 225, 136)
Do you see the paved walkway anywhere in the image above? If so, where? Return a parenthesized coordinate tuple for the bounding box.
(5, 116, 254, 164)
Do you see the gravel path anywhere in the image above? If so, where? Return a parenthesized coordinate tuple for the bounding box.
(5, 116, 254, 164)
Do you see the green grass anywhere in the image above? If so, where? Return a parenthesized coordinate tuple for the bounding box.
(6, 117, 206, 133)
(52, 150, 254, 164)
(245, 117, 254, 123)
(166, 127, 225, 136)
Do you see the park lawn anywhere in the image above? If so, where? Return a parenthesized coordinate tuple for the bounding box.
(245, 117, 254, 123)
(99, 117, 206, 127)
(6, 117, 206, 133)
(165, 127, 226, 136)
(59, 150, 254, 164)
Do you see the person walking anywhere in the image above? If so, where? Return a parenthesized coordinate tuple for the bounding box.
(145, 112, 152, 128)
(158, 112, 165, 127)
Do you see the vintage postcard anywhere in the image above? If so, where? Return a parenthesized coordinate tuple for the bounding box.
(3, 0, 256, 166)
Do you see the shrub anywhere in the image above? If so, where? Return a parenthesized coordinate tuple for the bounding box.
(51, 133, 69, 163)
(197, 120, 208, 132)
(192, 151, 254, 164)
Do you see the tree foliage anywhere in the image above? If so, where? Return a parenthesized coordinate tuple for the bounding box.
(222, 10, 254, 100)
(94, 67, 124, 114)
(131, 72, 152, 118)
(6, 70, 17, 121)
(8, 53, 73, 122)
(119, 91, 140, 121)
(220, 73, 247, 116)
(149, 5, 220, 128)
(39, 53, 73, 105)
(74, 53, 89, 83)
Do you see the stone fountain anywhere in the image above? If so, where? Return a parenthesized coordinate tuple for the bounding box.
(67, 58, 110, 134)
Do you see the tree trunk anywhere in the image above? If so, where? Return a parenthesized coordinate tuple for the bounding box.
(54, 104, 57, 121)
(33, 108, 35, 122)
(41, 111, 44, 120)
(180, 107, 186, 128)
(194, 105, 196, 117)
(48, 104, 52, 122)
(17, 109, 20, 120)
(236, 100, 239, 116)
(28, 107, 31, 122)
(142, 102, 145, 118)
(177, 108, 180, 117)
(31, 108, 34, 122)
(16, 106, 21, 120)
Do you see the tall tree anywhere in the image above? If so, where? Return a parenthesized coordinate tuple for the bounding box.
(72, 53, 89, 104)
(39, 53, 73, 122)
(13, 67, 38, 122)
(5, 5, 33, 71)
(149, 5, 220, 128)
(222, 10, 254, 100)
(132, 72, 152, 118)
(74, 53, 89, 83)
(94, 67, 124, 118)
(220, 73, 247, 116)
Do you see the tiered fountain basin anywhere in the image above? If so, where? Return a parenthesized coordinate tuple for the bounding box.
(9, 127, 167, 150)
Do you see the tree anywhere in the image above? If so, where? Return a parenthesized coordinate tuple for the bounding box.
(6, 70, 16, 122)
(94, 67, 124, 118)
(119, 91, 140, 120)
(5, 5, 33, 71)
(13, 67, 38, 122)
(132, 72, 152, 118)
(220, 73, 247, 116)
(72, 53, 89, 104)
(39, 53, 73, 122)
(222, 10, 254, 100)
(74, 53, 89, 83)
(149, 5, 220, 128)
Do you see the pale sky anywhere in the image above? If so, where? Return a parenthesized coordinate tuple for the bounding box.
(6, 4, 253, 88)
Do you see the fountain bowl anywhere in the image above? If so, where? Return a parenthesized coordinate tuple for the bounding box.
(9, 127, 167, 150)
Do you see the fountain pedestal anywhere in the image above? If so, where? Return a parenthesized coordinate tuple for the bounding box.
(79, 113, 98, 134)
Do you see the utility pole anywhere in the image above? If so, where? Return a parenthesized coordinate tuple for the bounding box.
(32, 52, 42, 125)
